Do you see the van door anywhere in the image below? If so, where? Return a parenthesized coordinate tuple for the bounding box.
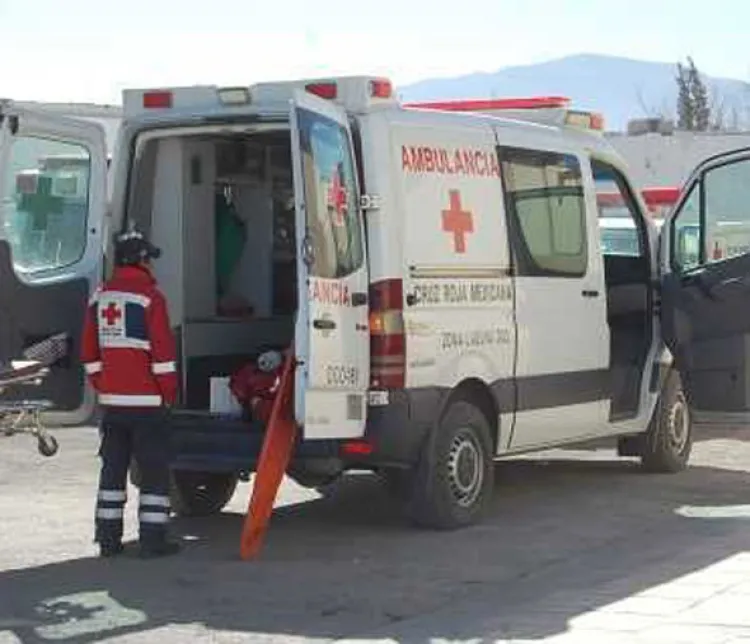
(0, 103, 108, 425)
(289, 91, 370, 439)
(496, 146, 610, 448)
(661, 148, 750, 424)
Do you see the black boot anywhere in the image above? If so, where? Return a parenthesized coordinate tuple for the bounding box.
(99, 540, 125, 558)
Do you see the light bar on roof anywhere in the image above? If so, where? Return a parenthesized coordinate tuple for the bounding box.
(405, 96, 571, 112)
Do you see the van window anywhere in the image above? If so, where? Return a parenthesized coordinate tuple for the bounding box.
(1, 136, 91, 273)
(499, 147, 587, 277)
(591, 159, 646, 258)
(296, 109, 364, 279)
(672, 158, 750, 271)
(704, 158, 750, 262)
(671, 182, 700, 272)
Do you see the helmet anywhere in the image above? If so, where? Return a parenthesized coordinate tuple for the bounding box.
(113, 228, 161, 266)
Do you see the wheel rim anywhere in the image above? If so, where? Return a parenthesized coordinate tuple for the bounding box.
(667, 391, 690, 453)
(447, 429, 484, 508)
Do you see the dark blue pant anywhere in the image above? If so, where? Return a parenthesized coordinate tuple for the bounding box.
(95, 408, 172, 547)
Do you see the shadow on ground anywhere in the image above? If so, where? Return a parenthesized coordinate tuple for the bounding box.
(2, 444, 750, 643)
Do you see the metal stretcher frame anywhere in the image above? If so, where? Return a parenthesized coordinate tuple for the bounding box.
(0, 332, 69, 457)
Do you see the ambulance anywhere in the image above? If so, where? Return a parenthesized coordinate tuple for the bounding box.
(597, 187, 674, 257)
(2, 82, 749, 529)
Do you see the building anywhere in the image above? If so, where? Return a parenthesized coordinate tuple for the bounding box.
(606, 118, 750, 188)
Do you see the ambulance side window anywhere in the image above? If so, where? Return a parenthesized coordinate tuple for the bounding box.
(1, 135, 92, 274)
(703, 159, 750, 263)
(297, 109, 364, 279)
(672, 159, 750, 272)
(499, 147, 587, 277)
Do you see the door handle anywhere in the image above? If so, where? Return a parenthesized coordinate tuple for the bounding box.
(582, 289, 600, 298)
(312, 318, 337, 331)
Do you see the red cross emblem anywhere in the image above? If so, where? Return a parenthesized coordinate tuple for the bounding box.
(101, 302, 122, 326)
(326, 170, 348, 226)
(441, 190, 474, 254)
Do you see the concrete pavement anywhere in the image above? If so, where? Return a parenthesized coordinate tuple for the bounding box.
(1, 425, 749, 643)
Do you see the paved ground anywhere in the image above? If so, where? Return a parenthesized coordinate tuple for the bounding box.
(1, 425, 750, 643)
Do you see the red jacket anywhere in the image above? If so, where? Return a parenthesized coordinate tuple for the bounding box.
(81, 265, 177, 408)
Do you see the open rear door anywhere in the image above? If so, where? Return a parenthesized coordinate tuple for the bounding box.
(289, 90, 370, 440)
(0, 102, 107, 424)
(660, 147, 750, 424)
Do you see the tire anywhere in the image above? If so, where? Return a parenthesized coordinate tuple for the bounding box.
(37, 434, 59, 457)
(407, 399, 494, 529)
(169, 471, 240, 517)
(640, 369, 692, 473)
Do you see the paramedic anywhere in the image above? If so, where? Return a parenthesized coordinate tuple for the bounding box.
(80, 229, 181, 558)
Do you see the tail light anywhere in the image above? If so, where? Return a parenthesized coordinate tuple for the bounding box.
(369, 279, 405, 389)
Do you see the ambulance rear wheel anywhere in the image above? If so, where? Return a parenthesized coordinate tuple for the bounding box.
(407, 399, 494, 529)
(640, 369, 692, 473)
(170, 471, 239, 517)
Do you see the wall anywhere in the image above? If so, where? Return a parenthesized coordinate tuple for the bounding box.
(606, 131, 750, 188)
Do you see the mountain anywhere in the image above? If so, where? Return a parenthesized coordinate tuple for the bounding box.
(398, 54, 750, 132)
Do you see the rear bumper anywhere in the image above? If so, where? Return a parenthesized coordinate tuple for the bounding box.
(167, 412, 339, 475)
(167, 387, 440, 475)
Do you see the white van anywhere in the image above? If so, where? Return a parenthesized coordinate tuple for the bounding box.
(1, 83, 747, 529)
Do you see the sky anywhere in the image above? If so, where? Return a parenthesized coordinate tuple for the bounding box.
(1, 0, 750, 104)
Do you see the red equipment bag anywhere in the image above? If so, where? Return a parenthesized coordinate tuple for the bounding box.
(228, 351, 284, 424)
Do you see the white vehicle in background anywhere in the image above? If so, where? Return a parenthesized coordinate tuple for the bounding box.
(3, 86, 750, 530)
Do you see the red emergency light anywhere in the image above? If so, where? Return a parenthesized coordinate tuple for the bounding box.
(306, 78, 394, 101)
(405, 96, 571, 112)
(369, 78, 393, 99)
(143, 91, 173, 109)
(306, 82, 338, 100)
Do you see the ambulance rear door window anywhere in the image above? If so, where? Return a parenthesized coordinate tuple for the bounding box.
(296, 109, 364, 279)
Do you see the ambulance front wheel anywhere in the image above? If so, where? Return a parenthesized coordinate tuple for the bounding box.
(640, 369, 693, 473)
(169, 471, 240, 517)
(407, 399, 495, 530)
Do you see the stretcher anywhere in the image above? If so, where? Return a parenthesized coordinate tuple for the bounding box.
(0, 333, 69, 457)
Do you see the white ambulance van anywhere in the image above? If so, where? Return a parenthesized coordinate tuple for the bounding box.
(2, 83, 749, 529)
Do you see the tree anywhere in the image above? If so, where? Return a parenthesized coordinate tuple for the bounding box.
(676, 61, 694, 130)
(676, 57, 712, 131)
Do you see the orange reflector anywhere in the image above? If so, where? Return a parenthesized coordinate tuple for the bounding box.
(143, 91, 173, 109)
(306, 82, 337, 99)
(341, 440, 374, 456)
